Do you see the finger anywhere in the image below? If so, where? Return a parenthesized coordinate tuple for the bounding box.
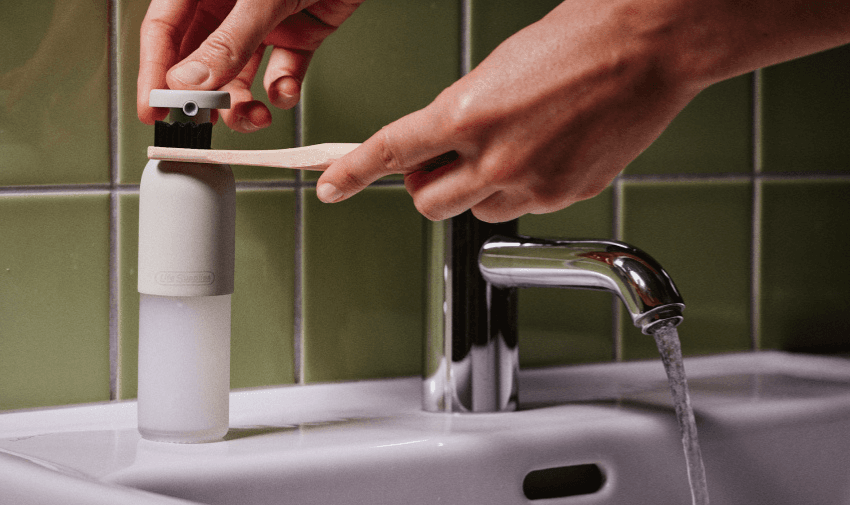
(166, 0, 296, 90)
(177, 3, 219, 60)
(263, 9, 342, 51)
(137, 0, 197, 123)
(259, 5, 363, 110)
(470, 179, 590, 222)
(263, 46, 313, 110)
(173, 5, 223, 127)
(219, 47, 272, 132)
(404, 160, 495, 221)
(317, 107, 458, 203)
(470, 191, 531, 223)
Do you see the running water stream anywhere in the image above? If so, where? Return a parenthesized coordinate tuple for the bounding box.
(653, 323, 710, 505)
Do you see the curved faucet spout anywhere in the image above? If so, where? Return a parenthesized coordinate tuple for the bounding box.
(479, 236, 684, 334)
(421, 221, 687, 414)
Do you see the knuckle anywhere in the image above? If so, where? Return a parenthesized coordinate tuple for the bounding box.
(523, 176, 612, 215)
(413, 200, 439, 222)
(438, 83, 500, 142)
(443, 105, 470, 138)
(377, 128, 406, 173)
(338, 170, 368, 193)
(528, 182, 562, 204)
(202, 30, 248, 71)
(528, 197, 572, 215)
(470, 207, 499, 223)
(412, 194, 446, 222)
(523, 178, 573, 214)
(444, 99, 480, 139)
(471, 200, 516, 223)
(141, 17, 175, 43)
(475, 155, 515, 188)
(141, 16, 185, 44)
(470, 191, 514, 223)
(531, 191, 575, 214)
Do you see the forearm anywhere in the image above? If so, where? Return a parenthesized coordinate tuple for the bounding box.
(722, 0, 850, 75)
(542, 0, 850, 94)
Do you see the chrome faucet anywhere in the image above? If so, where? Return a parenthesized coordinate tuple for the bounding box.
(422, 214, 684, 413)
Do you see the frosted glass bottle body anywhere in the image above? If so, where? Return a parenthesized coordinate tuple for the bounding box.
(137, 294, 231, 443)
(137, 158, 235, 443)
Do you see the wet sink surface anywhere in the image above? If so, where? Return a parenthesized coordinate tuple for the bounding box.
(2, 351, 850, 505)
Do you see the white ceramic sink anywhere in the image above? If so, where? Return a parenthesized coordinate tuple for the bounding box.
(2, 351, 850, 505)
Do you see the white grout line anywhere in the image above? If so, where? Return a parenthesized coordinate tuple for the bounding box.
(2, 170, 844, 199)
(0, 186, 113, 196)
(618, 171, 850, 184)
(108, 193, 121, 400)
(1, 170, 843, 198)
(750, 69, 764, 351)
(752, 70, 764, 176)
(293, 102, 305, 384)
(461, 0, 472, 76)
(107, 0, 121, 401)
(233, 180, 299, 191)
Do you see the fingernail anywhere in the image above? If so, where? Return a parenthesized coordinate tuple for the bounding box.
(239, 117, 262, 132)
(270, 77, 300, 108)
(317, 183, 344, 203)
(171, 61, 210, 86)
(275, 76, 300, 97)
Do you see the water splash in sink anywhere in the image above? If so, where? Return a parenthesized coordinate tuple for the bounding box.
(653, 323, 710, 505)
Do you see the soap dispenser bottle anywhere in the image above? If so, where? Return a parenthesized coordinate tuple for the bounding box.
(137, 90, 234, 443)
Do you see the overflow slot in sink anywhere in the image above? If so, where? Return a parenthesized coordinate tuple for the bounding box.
(522, 463, 606, 500)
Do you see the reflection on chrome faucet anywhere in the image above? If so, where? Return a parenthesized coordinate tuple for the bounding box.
(423, 231, 685, 413)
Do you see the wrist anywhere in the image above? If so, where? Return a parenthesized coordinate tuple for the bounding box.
(603, 0, 850, 91)
(604, 0, 740, 92)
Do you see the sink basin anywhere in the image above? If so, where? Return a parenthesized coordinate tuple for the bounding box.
(2, 351, 850, 504)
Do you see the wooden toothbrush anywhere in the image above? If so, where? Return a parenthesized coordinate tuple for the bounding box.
(148, 143, 360, 170)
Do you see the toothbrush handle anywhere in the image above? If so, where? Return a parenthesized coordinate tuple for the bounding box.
(148, 143, 360, 170)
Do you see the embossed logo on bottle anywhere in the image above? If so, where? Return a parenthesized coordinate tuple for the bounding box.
(155, 271, 215, 286)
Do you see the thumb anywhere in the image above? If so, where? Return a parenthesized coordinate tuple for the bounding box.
(166, 0, 296, 90)
(317, 107, 452, 203)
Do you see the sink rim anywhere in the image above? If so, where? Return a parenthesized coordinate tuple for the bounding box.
(3, 351, 850, 505)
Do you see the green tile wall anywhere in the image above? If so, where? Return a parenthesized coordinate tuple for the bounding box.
(761, 45, 850, 173)
(620, 182, 753, 359)
(301, 0, 459, 182)
(625, 75, 753, 175)
(302, 187, 424, 382)
(2, 1, 850, 411)
(0, 2, 109, 186)
(760, 181, 850, 353)
(0, 195, 111, 409)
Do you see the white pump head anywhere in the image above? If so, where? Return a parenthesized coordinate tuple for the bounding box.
(150, 90, 230, 123)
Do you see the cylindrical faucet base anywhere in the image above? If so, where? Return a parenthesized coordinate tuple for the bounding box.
(137, 294, 231, 443)
(422, 212, 519, 413)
